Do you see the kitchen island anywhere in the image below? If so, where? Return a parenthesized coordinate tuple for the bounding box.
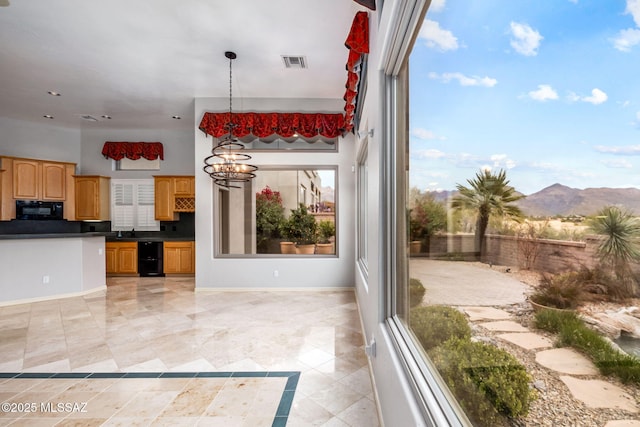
(0, 233, 106, 305)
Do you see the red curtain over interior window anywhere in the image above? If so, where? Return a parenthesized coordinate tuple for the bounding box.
(198, 112, 346, 139)
(101, 142, 164, 161)
(343, 11, 369, 132)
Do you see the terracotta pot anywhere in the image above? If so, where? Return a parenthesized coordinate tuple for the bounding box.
(410, 241, 421, 254)
(280, 241, 296, 254)
(315, 243, 334, 254)
(295, 244, 316, 254)
(529, 299, 575, 313)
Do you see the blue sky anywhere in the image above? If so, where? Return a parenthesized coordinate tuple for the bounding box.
(409, 0, 640, 195)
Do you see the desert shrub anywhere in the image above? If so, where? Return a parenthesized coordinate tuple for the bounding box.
(534, 309, 640, 384)
(529, 272, 586, 309)
(409, 278, 426, 308)
(430, 338, 534, 426)
(409, 306, 471, 351)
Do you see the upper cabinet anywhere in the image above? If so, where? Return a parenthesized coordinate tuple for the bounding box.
(154, 175, 194, 220)
(74, 175, 110, 221)
(0, 156, 77, 220)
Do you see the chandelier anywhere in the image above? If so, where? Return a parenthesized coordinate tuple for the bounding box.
(203, 51, 257, 188)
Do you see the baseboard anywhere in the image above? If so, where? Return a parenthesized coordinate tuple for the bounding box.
(0, 286, 107, 307)
(195, 286, 355, 293)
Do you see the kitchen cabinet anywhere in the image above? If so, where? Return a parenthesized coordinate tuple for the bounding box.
(74, 176, 110, 220)
(12, 159, 71, 201)
(106, 241, 138, 274)
(154, 175, 194, 220)
(163, 241, 194, 274)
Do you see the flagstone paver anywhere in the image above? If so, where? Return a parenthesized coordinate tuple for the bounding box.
(560, 376, 639, 413)
(462, 306, 512, 321)
(478, 320, 529, 332)
(497, 332, 553, 350)
(535, 348, 599, 375)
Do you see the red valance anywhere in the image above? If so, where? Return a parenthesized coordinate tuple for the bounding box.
(198, 112, 346, 139)
(343, 11, 369, 132)
(101, 141, 164, 161)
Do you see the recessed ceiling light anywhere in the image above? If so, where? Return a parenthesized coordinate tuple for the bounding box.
(47, 91, 61, 96)
(43, 115, 54, 119)
(172, 115, 181, 120)
(101, 115, 112, 119)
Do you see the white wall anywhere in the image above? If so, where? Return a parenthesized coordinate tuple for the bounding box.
(355, 2, 431, 426)
(0, 236, 105, 304)
(0, 117, 81, 165)
(79, 127, 195, 176)
(194, 97, 356, 289)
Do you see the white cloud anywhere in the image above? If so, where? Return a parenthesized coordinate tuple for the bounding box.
(594, 144, 640, 154)
(602, 159, 633, 168)
(612, 28, 640, 51)
(429, 0, 446, 12)
(429, 72, 497, 87)
(582, 88, 608, 105)
(627, 0, 640, 27)
(419, 19, 459, 51)
(414, 149, 446, 159)
(509, 22, 543, 56)
(528, 84, 559, 101)
(490, 154, 517, 169)
(411, 127, 445, 140)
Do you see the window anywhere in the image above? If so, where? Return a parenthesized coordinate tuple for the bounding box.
(215, 167, 337, 257)
(357, 142, 368, 274)
(111, 179, 159, 231)
(241, 136, 337, 152)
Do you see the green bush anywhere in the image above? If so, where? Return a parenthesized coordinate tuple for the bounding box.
(409, 306, 470, 351)
(430, 338, 534, 426)
(534, 309, 640, 384)
(529, 272, 586, 309)
(409, 278, 426, 308)
(317, 220, 335, 243)
(281, 204, 318, 245)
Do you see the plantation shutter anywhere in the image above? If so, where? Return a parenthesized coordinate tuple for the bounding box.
(111, 179, 160, 231)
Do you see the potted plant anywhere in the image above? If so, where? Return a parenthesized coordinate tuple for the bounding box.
(255, 186, 286, 254)
(283, 204, 318, 254)
(316, 220, 335, 254)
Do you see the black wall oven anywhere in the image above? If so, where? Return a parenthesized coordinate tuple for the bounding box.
(15, 200, 64, 220)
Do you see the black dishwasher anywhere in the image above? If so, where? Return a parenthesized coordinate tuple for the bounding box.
(138, 241, 164, 277)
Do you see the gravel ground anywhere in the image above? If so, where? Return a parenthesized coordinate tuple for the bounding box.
(467, 265, 640, 426)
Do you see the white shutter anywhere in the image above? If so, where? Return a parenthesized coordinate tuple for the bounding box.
(111, 179, 160, 231)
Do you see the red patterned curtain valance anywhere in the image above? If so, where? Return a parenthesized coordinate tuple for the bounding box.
(343, 11, 369, 132)
(198, 112, 346, 139)
(101, 141, 164, 161)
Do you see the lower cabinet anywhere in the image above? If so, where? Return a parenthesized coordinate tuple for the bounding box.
(106, 242, 138, 275)
(164, 241, 195, 274)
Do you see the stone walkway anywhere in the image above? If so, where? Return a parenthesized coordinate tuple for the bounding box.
(463, 306, 640, 425)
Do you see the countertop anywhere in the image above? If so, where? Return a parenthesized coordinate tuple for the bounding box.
(0, 233, 194, 241)
(0, 232, 109, 240)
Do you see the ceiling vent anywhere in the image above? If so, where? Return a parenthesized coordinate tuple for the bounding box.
(80, 115, 99, 122)
(282, 55, 307, 69)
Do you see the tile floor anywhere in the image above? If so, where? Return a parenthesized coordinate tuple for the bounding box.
(0, 277, 380, 426)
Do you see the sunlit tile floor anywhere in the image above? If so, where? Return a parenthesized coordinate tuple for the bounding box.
(0, 277, 379, 426)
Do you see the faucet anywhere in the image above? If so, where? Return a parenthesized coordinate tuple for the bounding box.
(130, 228, 135, 237)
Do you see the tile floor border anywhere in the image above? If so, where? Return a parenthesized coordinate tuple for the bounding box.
(0, 370, 300, 426)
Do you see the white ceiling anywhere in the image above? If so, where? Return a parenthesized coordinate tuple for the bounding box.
(0, 0, 363, 131)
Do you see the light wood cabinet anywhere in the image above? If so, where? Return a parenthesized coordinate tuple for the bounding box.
(154, 175, 194, 220)
(173, 176, 195, 197)
(0, 156, 76, 221)
(106, 241, 138, 274)
(74, 176, 110, 220)
(163, 241, 194, 274)
(154, 176, 178, 221)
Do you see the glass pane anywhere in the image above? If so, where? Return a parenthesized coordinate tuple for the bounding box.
(396, 3, 640, 426)
(216, 167, 337, 256)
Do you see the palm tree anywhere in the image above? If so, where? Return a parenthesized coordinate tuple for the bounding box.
(589, 206, 640, 296)
(451, 169, 524, 256)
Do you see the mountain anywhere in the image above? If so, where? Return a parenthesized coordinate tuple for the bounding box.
(516, 184, 640, 217)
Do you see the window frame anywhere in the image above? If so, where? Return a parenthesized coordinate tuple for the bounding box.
(380, 0, 473, 425)
(213, 165, 339, 258)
